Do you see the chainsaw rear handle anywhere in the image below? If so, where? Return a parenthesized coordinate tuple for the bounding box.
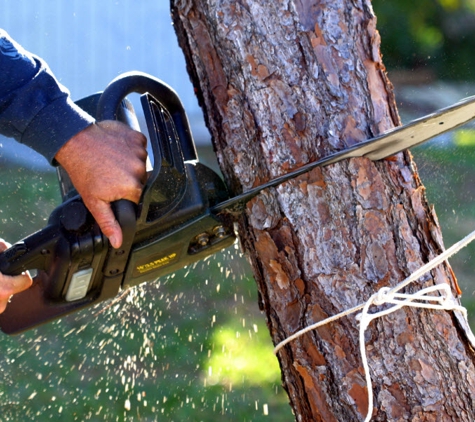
(0, 198, 102, 334)
(0, 75, 149, 334)
(98, 72, 199, 229)
(97, 71, 197, 162)
(0, 226, 58, 276)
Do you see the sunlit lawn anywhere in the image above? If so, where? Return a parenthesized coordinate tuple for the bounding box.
(0, 158, 292, 421)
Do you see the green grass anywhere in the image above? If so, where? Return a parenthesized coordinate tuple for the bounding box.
(0, 162, 292, 421)
(0, 250, 293, 421)
(0, 165, 61, 242)
(1, 137, 474, 420)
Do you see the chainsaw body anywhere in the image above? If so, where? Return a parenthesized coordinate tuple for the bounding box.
(0, 72, 236, 334)
(4, 67, 470, 335)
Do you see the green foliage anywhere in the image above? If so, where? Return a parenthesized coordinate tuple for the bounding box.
(373, 0, 475, 79)
(453, 128, 475, 146)
(411, 137, 475, 328)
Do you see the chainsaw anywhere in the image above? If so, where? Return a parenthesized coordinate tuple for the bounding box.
(0, 71, 474, 335)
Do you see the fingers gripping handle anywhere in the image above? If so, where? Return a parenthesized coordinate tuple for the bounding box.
(103, 200, 136, 276)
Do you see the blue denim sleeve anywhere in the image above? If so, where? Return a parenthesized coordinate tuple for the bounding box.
(0, 29, 95, 164)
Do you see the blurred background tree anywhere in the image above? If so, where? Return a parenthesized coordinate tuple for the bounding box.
(374, 0, 475, 80)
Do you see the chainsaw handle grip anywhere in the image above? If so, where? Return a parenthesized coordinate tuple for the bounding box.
(0, 243, 31, 276)
(104, 200, 136, 274)
(111, 199, 136, 238)
(0, 224, 61, 277)
(96, 71, 197, 162)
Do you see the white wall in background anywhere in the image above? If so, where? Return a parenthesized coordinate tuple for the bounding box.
(0, 1, 211, 169)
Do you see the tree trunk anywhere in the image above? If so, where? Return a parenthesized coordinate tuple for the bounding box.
(171, 1, 475, 420)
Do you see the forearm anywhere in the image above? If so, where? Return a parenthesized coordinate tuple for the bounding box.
(0, 29, 94, 163)
(0, 30, 148, 250)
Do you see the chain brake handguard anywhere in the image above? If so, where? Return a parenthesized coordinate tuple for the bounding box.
(0, 72, 236, 334)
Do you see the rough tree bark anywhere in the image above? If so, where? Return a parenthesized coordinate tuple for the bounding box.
(171, 1, 475, 420)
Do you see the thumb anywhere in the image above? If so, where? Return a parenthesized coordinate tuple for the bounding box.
(0, 272, 33, 314)
(0, 239, 10, 253)
(86, 199, 123, 249)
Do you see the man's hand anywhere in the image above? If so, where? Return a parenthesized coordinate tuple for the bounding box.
(55, 120, 147, 249)
(0, 240, 33, 314)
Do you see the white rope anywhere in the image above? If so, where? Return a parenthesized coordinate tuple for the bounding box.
(357, 284, 466, 422)
(274, 228, 475, 421)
